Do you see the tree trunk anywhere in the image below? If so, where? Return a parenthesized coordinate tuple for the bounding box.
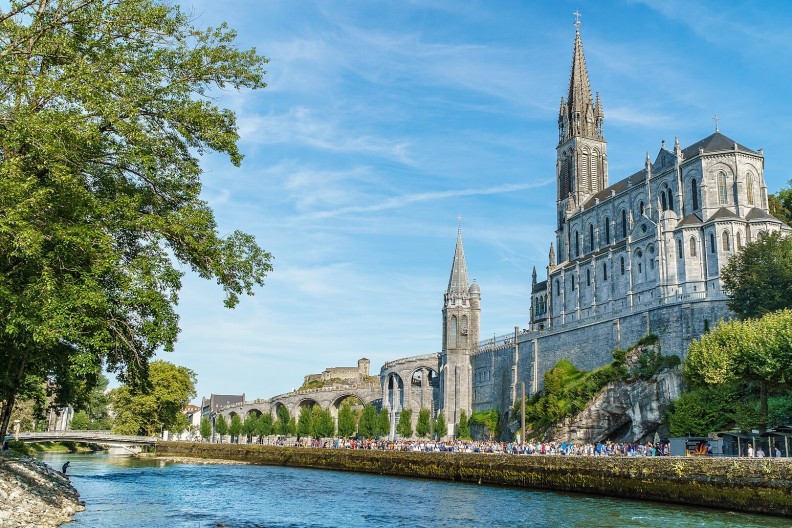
(0, 356, 28, 440)
(759, 380, 769, 434)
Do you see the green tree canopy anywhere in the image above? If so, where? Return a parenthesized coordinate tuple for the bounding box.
(69, 373, 111, 430)
(470, 409, 499, 441)
(357, 404, 378, 439)
(456, 410, 470, 440)
(199, 417, 212, 441)
(0, 0, 272, 440)
(255, 413, 274, 438)
(229, 414, 242, 442)
(110, 360, 196, 436)
(722, 232, 792, 320)
(377, 409, 390, 439)
(434, 411, 447, 439)
(416, 408, 431, 438)
(396, 409, 413, 438)
(768, 185, 792, 225)
(215, 414, 228, 441)
(297, 405, 313, 437)
(313, 407, 335, 438)
(337, 403, 356, 438)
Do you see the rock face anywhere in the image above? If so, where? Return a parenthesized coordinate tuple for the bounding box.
(0, 454, 84, 527)
(551, 367, 683, 444)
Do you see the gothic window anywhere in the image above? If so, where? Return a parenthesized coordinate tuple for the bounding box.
(718, 172, 728, 204)
(690, 237, 697, 257)
(677, 239, 682, 258)
(449, 316, 458, 348)
(722, 231, 731, 252)
(589, 224, 595, 252)
(556, 279, 560, 296)
(586, 268, 591, 286)
(639, 201, 645, 216)
(737, 231, 743, 249)
(460, 315, 468, 346)
(605, 217, 610, 244)
(581, 148, 589, 192)
(691, 178, 699, 210)
(661, 191, 667, 211)
(747, 172, 755, 205)
(650, 259, 654, 270)
(575, 230, 580, 257)
(590, 150, 599, 191)
(621, 209, 627, 238)
(602, 263, 608, 281)
(667, 189, 674, 212)
(571, 275, 575, 291)
(710, 233, 716, 253)
(638, 262, 642, 274)
(620, 256, 625, 275)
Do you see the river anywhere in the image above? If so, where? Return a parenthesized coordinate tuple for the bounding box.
(38, 452, 787, 527)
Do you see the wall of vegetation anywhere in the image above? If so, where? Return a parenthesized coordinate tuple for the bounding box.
(156, 442, 792, 517)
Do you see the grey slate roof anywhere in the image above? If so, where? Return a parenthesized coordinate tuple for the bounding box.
(677, 213, 703, 228)
(680, 132, 757, 159)
(532, 280, 547, 293)
(745, 207, 780, 222)
(447, 229, 469, 295)
(708, 207, 741, 221)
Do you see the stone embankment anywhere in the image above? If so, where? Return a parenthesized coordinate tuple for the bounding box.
(0, 454, 84, 527)
(157, 441, 792, 518)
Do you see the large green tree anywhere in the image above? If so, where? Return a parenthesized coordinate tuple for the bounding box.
(456, 410, 470, 440)
(0, 0, 272, 440)
(229, 414, 242, 443)
(396, 409, 413, 438)
(768, 185, 792, 225)
(357, 404, 378, 439)
(684, 310, 792, 431)
(337, 403, 356, 438)
(433, 411, 447, 439)
(69, 373, 112, 430)
(416, 408, 431, 438)
(255, 413, 274, 439)
(721, 232, 792, 320)
(199, 417, 212, 441)
(110, 360, 196, 436)
(297, 405, 313, 437)
(215, 414, 228, 442)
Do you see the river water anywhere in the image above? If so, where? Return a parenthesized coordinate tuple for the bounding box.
(38, 452, 786, 527)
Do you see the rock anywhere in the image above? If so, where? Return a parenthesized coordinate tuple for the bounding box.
(0, 454, 85, 527)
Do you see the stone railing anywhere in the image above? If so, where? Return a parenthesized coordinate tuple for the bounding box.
(381, 353, 439, 371)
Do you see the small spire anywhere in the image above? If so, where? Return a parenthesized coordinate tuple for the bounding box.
(549, 243, 556, 267)
(532, 266, 537, 285)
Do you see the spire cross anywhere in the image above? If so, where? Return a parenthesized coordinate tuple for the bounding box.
(573, 10, 581, 29)
(713, 114, 719, 132)
(457, 214, 463, 232)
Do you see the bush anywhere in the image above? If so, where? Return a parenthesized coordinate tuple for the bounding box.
(7, 440, 31, 455)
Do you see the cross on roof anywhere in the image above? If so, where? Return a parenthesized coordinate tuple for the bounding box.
(713, 114, 720, 132)
(573, 10, 581, 29)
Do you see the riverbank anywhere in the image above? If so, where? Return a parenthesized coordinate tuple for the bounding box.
(156, 441, 792, 518)
(0, 453, 84, 527)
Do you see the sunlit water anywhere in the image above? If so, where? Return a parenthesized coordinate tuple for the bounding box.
(38, 452, 787, 527)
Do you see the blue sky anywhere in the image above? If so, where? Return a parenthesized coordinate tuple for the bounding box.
(164, 0, 792, 403)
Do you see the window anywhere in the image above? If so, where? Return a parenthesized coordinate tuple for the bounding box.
(586, 268, 591, 286)
(691, 178, 699, 210)
(605, 218, 610, 244)
(650, 259, 654, 270)
(710, 233, 715, 253)
(589, 224, 595, 252)
(602, 263, 608, 281)
(556, 279, 560, 296)
(737, 231, 743, 249)
(639, 201, 645, 216)
(667, 189, 674, 212)
(690, 237, 697, 257)
(450, 316, 457, 348)
(575, 230, 580, 257)
(638, 262, 642, 274)
(661, 191, 667, 211)
(621, 209, 627, 238)
(677, 239, 682, 258)
(747, 172, 755, 205)
(718, 172, 728, 204)
(722, 231, 730, 252)
(571, 275, 575, 290)
(620, 256, 625, 275)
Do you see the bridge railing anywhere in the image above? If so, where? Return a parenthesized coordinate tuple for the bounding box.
(16, 430, 158, 445)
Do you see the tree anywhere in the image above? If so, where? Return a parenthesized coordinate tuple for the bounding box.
(337, 403, 356, 438)
(377, 409, 390, 439)
(357, 404, 378, 439)
(470, 410, 500, 441)
(0, 0, 272, 440)
(255, 413, 274, 440)
(456, 410, 470, 439)
(242, 414, 257, 442)
(297, 406, 313, 438)
(434, 411, 448, 439)
(274, 406, 291, 436)
(70, 374, 112, 430)
(229, 414, 242, 443)
(721, 232, 792, 320)
(684, 310, 792, 431)
(396, 409, 413, 438)
(200, 417, 212, 441)
(215, 415, 228, 442)
(110, 360, 196, 436)
(313, 408, 335, 438)
(768, 185, 792, 225)
(416, 408, 431, 438)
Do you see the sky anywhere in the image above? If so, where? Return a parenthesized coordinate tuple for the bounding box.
(161, 0, 792, 404)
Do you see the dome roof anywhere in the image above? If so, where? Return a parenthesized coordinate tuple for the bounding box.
(468, 281, 480, 294)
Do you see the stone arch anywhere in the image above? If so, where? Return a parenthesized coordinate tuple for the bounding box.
(247, 408, 263, 419)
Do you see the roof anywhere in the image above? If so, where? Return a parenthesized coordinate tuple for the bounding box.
(708, 207, 741, 221)
(745, 207, 780, 222)
(532, 280, 547, 293)
(677, 213, 703, 228)
(680, 131, 757, 159)
(447, 228, 469, 296)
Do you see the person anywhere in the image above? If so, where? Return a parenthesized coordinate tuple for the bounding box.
(62, 461, 70, 475)
(747, 445, 754, 458)
(756, 447, 765, 458)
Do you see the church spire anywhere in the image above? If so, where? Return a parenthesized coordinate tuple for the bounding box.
(446, 227, 469, 297)
(560, 16, 601, 142)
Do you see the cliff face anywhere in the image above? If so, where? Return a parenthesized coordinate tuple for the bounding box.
(550, 367, 683, 444)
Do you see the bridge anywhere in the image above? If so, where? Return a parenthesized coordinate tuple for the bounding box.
(14, 431, 158, 446)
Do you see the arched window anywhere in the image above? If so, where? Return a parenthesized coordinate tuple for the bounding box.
(620, 256, 625, 275)
(581, 148, 590, 193)
(736, 231, 743, 249)
(650, 259, 654, 270)
(661, 191, 667, 211)
(677, 238, 683, 258)
(555, 279, 560, 296)
(667, 189, 674, 212)
(589, 224, 595, 252)
(460, 315, 468, 345)
(590, 149, 599, 191)
(746, 172, 755, 205)
(605, 217, 610, 244)
(638, 262, 642, 274)
(575, 230, 580, 257)
(450, 316, 458, 348)
(718, 172, 728, 204)
(639, 201, 645, 216)
(691, 178, 699, 210)
(722, 231, 731, 252)
(710, 233, 716, 253)
(621, 209, 627, 238)
(602, 262, 608, 281)
(571, 275, 575, 290)
(586, 268, 591, 286)
(690, 236, 697, 257)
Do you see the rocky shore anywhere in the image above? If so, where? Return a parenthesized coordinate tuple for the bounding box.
(0, 454, 84, 527)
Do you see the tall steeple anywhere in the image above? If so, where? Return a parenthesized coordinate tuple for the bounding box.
(559, 17, 602, 144)
(446, 226, 469, 299)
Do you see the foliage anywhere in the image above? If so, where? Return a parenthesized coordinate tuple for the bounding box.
(396, 409, 413, 438)
(722, 232, 792, 320)
(629, 349, 681, 380)
(357, 404, 378, 439)
(229, 415, 242, 442)
(242, 414, 257, 441)
(297, 406, 313, 437)
(470, 409, 500, 441)
(684, 310, 792, 430)
(215, 415, 228, 440)
(110, 361, 196, 436)
(274, 406, 292, 436)
(456, 410, 471, 439)
(255, 413, 274, 438)
(337, 403, 356, 438)
(313, 407, 335, 438)
(416, 408, 431, 438)
(434, 411, 447, 439)
(69, 374, 112, 430)
(667, 384, 739, 437)
(0, 0, 272, 440)
(7, 440, 31, 455)
(377, 409, 390, 438)
(768, 185, 792, 225)
(200, 417, 212, 440)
